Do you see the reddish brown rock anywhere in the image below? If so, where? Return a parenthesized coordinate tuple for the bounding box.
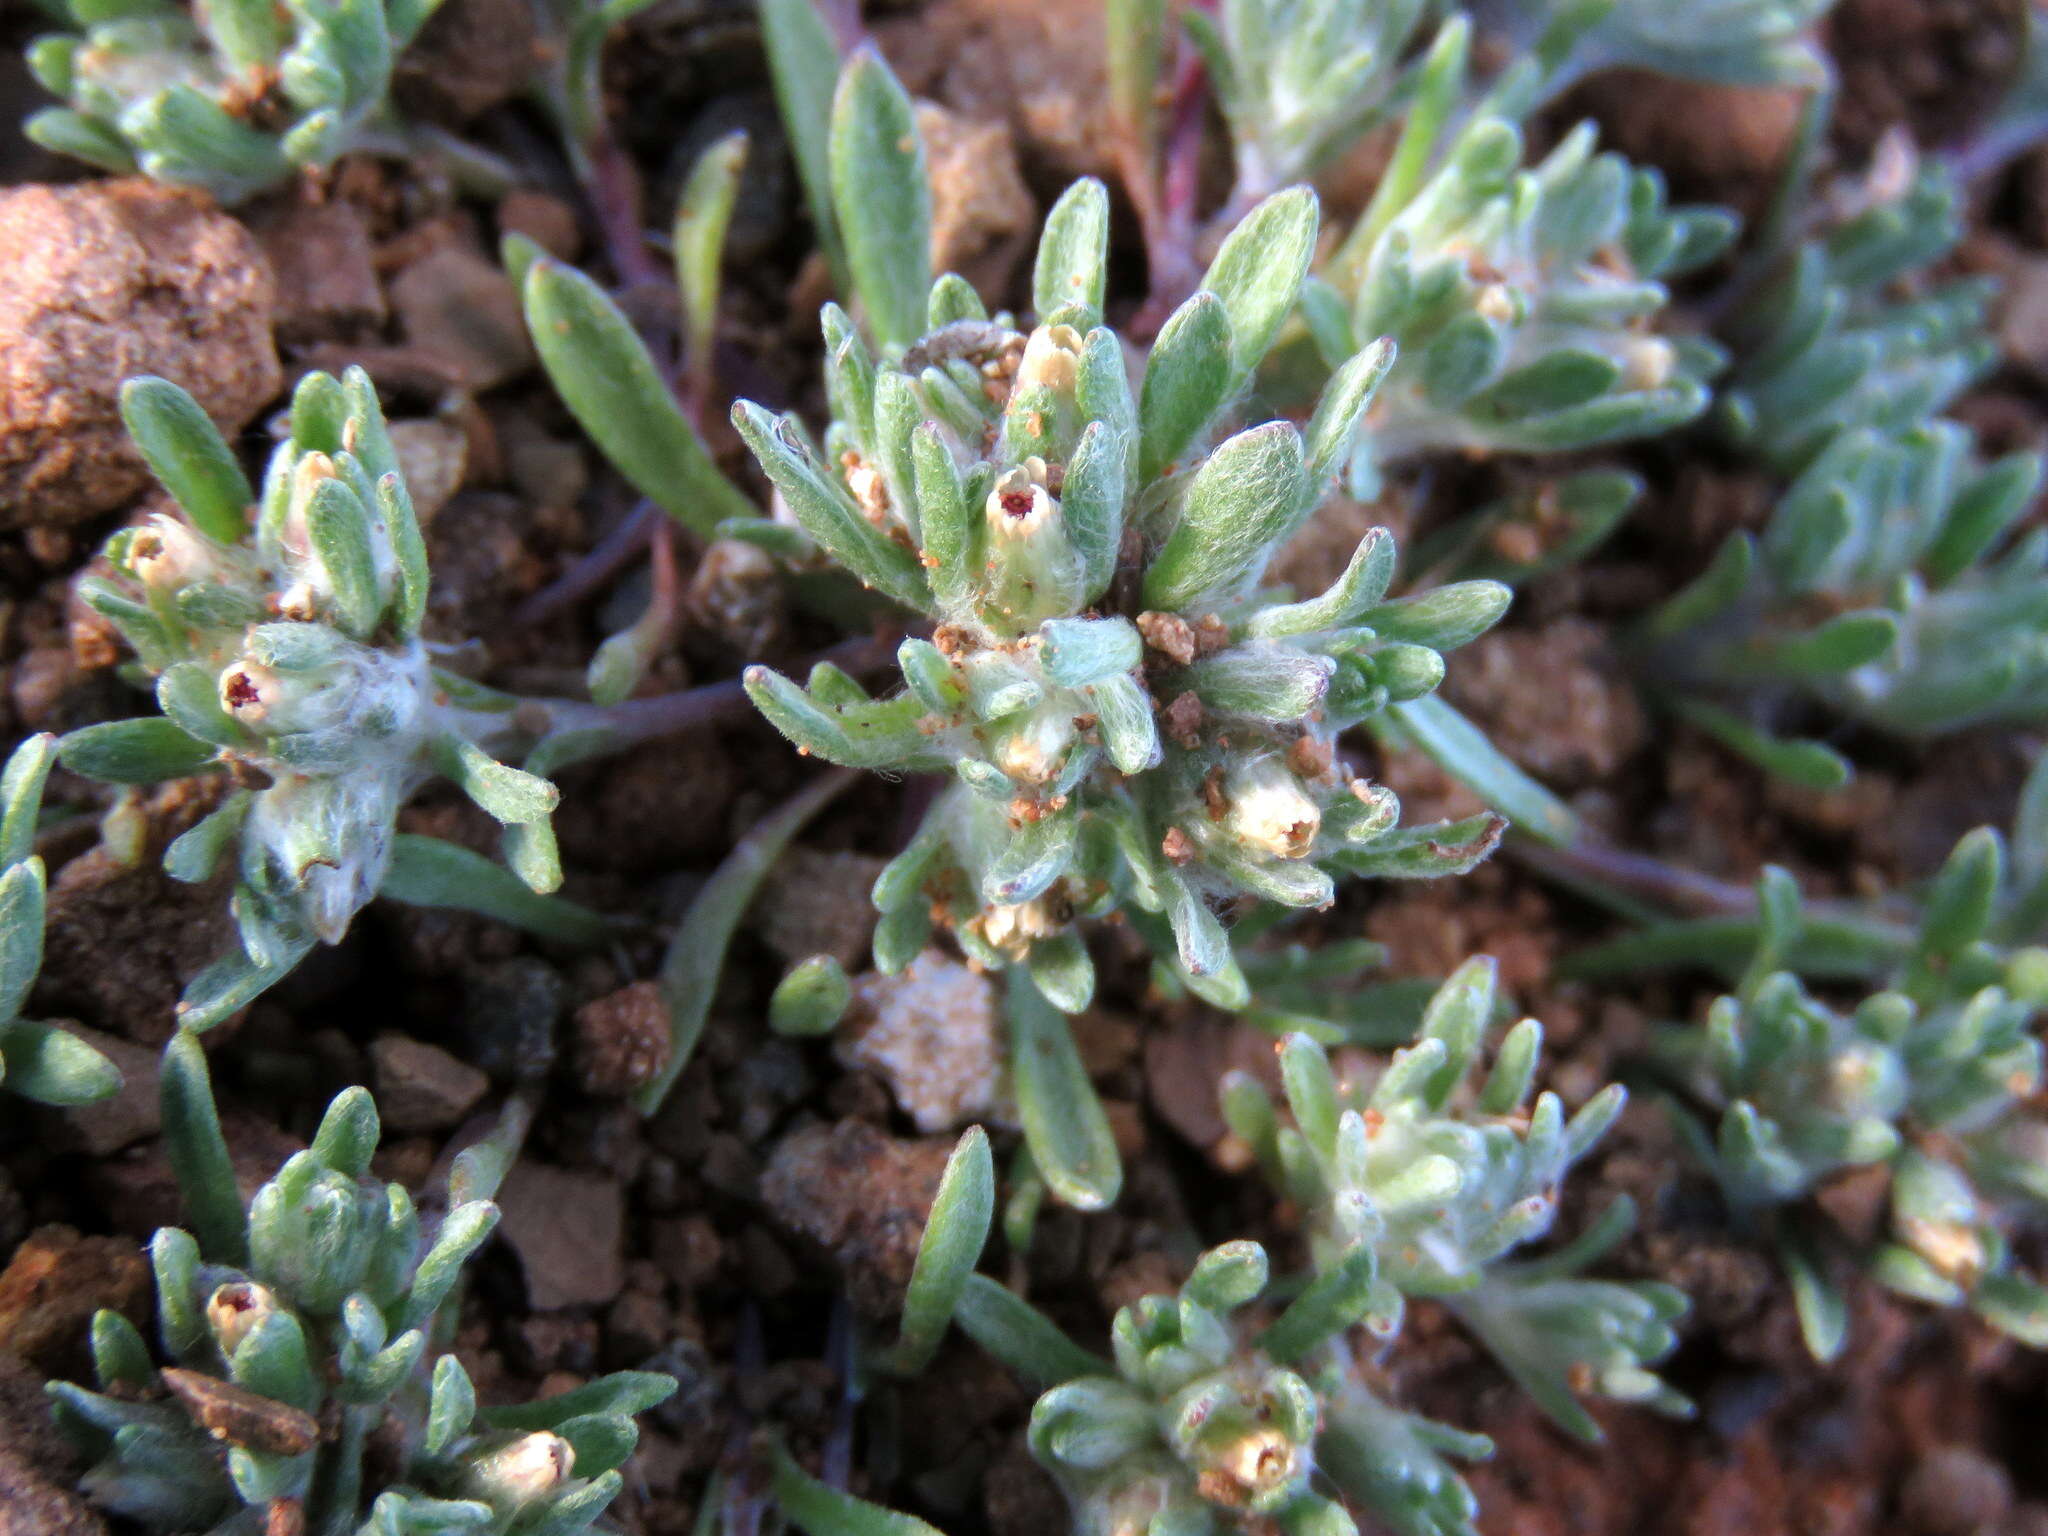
(0, 179, 280, 527)
(760, 1118, 954, 1320)
(497, 1163, 626, 1310)
(573, 980, 671, 1098)
(0, 1226, 149, 1378)
(0, 1352, 107, 1536)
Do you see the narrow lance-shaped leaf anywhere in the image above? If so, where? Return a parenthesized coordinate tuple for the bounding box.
(1033, 178, 1110, 326)
(759, 0, 850, 296)
(1143, 420, 1308, 610)
(523, 258, 757, 535)
(674, 130, 750, 394)
(380, 835, 612, 947)
(119, 377, 253, 545)
(829, 47, 931, 351)
(161, 1030, 248, 1264)
(888, 1125, 995, 1375)
(1199, 185, 1320, 389)
(953, 1272, 1111, 1385)
(1007, 969, 1122, 1211)
(634, 772, 856, 1114)
(772, 1443, 952, 1536)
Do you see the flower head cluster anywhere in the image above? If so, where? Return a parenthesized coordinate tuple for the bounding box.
(25, 0, 443, 203)
(0, 733, 121, 1107)
(735, 57, 1512, 1014)
(1650, 840, 2048, 1358)
(63, 369, 561, 1027)
(1029, 1240, 1352, 1536)
(51, 1034, 675, 1534)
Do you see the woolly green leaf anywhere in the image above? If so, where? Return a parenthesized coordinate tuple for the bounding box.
(829, 47, 931, 351)
(674, 130, 749, 375)
(1305, 338, 1397, 487)
(1143, 421, 1308, 611)
(1034, 178, 1110, 326)
(769, 955, 852, 1037)
(1375, 695, 1577, 847)
(1139, 292, 1235, 483)
(1355, 581, 1511, 651)
(524, 259, 756, 535)
(1670, 699, 1851, 791)
(954, 1273, 1109, 1384)
(60, 718, 219, 785)
(0, 1018, 121, 1107)
(1258, 1246, 1375, 1364)
(161, 1030, 248, 1264)
(733, 403, 932, 612)
(0, 734, 57, 871)
(889, 1126, 994, 1375)
(1200, 185, 1319, 387)
(772, 1443, 951, 1536)
(381, 835, 606, 944)
(1008, 968, 1121, 1211)
(119, 377, 252, 545)
(759, 0, 848, 295)
(1248, 529, 1396, 638)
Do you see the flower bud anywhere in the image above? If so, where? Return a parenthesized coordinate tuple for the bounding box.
(205, 1281, 282, 1358)
(1015, 323, 1084, 395)
(980, 891, 1070, 958)
(1223, 758, 1322, 861)
(128, 515, 221, 591)
(996, 711, 1077, 786)
(1621, 337, 1676, 391)
(463, 1431, 575, 1513)
(982, 464, 1084, 629)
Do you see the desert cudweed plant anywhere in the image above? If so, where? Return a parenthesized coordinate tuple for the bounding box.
(1223, 960, 1689, 1443)
(1469, 0, 1836, 100)
(25, 0, 445, 203)
(1304, 21, 1737, 485)
(956, 963, 1687, 1536)
(61, 369, 567, 1028)
(50, 1032, 676, 1534)
(1719, 149, 1992, 474)
(0, 733, 121, 1106)
(1642, 144, 2047, 784)
(1642, 418, 2048, 783)
(1648, 848, 2048, 1359)
(731, 52, 1511, 1024)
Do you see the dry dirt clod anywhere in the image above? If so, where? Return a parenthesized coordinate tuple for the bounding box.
(916, 103, 1035, 298)
(251, 198, 386, 347)
(573, 980, 672, 1098)
(874, 0, 1113, 183)
(161, 1368, 320, 1458)
(0, 179, 281, 528)
(0, 1352, 107, 1536)
(839, 951, 1006, 1134)
(760, 1118, 956, 1320)
(40, 778, 241, 1044)
(0, 1226, 150, 1378)
(387, 244, 534, 391)
(368, 1034, 490, 1134)
(755, 847, 888, 972)
(496, 1162, 627, 1311)
(1900, 1446, 2015, 1536)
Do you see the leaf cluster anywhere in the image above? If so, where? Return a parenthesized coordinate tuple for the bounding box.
(51, 1033, 676, 1535)
(26, 0, 444, 202)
